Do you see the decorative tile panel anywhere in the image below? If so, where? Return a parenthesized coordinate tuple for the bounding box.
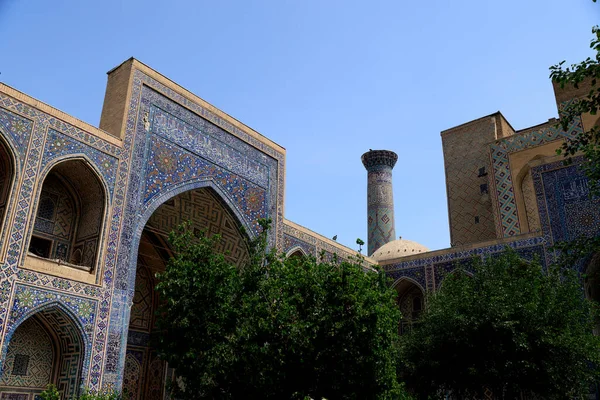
(490, 117, 583, 237)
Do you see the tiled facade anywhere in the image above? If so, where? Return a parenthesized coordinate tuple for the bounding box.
(0, 57, 596, 397)
(386, 81, 600, 314)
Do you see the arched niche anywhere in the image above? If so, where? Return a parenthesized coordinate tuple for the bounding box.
(287, 246, 308, 259)
(124, 186, 250, 399)
(28, 159, 106, 270)
(439, 268, 474, 290)
(0, 132, 16, 256)
(0, 306, 85, 399)
(514, 155, 544, 234)
(392, 278, 425, 334)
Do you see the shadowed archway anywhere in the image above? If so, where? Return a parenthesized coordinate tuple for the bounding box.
(392, 278, 425, 335)
(0, 305, 85, 399)
(123, 186, 250, 399)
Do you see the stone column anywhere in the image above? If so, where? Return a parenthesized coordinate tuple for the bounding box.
(361, 150, 398, 256)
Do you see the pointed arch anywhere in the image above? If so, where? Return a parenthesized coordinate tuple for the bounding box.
(392, 277, 426, 334)
(120, 184, 253, 399)
(514, 155, 545, 234)
(286, 246, 309, 258)
(27, 155, 109, 271)
(438, 268, 474, 290)
(140, 178, 256, 242)
(1, 302, 87, 399)
(0, 129, 18, 260)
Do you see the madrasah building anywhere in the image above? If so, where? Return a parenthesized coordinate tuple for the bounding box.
(0, 58, 597, 399)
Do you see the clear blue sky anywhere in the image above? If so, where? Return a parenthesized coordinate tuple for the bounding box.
(0, 1, 598, 252)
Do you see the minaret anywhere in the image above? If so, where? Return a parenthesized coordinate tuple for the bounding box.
(361, 150, 398, 256)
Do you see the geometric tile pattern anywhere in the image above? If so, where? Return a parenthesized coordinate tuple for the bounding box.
(145, 187, 249, 267)
(397, 284, 424, 321)
(42, 130, 118, 198)
(0, 317, 53, 389)
(363, 155, 397, 256)
(283, 233, 316, 257)
(101, 69, 286, 389)
(0, 108, 33, 156)
(532, 157, 600, 245)
(0, 62, 287, 394)
(1, 59, 589, 398)
(1, 284, 96, 396)
(0, 393, 29, 400)
(122, 352, 141, 400)
(282, 222, 361, 262)
(144, 137, 267, 236)
(384, 235, 548, 291)
(490, 117, 583, 237)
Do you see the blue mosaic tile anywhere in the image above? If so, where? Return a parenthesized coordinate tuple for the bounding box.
(42, 129, 118, 197)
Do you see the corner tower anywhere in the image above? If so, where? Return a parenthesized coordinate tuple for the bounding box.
(361, 150, 398, 256)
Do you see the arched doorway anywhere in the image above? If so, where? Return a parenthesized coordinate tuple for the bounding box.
(393, 278, 425, 335)
(123, 187, 250, 400)
(0, 306, 85, 399)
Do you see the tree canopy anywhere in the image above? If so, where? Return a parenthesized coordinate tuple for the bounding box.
(399, 250, 600, 399)
(550, 10, 600, 259)
(153, 220, 407, 400)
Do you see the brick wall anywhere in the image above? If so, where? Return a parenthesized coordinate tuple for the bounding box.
(442, 113, 514, 246)
(99, 59, 135, 138)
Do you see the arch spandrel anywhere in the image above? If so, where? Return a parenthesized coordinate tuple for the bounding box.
(24, 157, 109, 273)
(40, 131, 118, 199)
(1, 285, 96, 383)
(0, 108, 34, 160)
(143, 136, 267, 238)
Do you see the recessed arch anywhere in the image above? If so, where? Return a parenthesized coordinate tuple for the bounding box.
(286, 246, 309, 258)
(27, 156, 108, 271)
(0, 129, 18, 259)
(122, 185, 252, 399)
(514, 154, 545, 234)
(391, 276, 426, 294)
(0, 303, 86, 399)
(438, 268, 474, 290)
(392, 277, 426, 334)
(140, 179, 257, 242)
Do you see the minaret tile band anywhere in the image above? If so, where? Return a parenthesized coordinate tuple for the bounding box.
(361, 150, 398, 256)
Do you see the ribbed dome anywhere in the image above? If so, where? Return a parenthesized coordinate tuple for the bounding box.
(371, 239, 429, 262)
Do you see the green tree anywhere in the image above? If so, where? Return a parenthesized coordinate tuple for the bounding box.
(399, 250, 600, 399)
(550, 2, 600, 259)
(154, 220, 408, 400)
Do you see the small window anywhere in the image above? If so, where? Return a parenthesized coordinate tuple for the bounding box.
(475, 216, 480, 224)
(12, 354, 30, 376)
(480, 184, 488, 194)
(37, 195, 57, 220)
(29, 236, 52, 258)
(478, 167, 487, 177)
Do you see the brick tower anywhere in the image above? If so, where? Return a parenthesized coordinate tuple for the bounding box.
(361, 150, 398, 256)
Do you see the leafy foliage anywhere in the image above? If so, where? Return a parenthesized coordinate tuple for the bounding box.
(399, 250, 600, 399)
(549, 2, 600, 279)
(550, 21, 600, 194)
(154, 220, 407, 399)
(39, 384, 60, 400)
(38, 385, 121, 400)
